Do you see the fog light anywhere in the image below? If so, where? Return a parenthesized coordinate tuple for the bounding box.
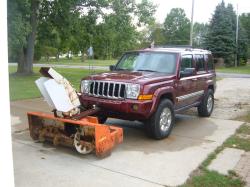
(132, 104, 139, 111)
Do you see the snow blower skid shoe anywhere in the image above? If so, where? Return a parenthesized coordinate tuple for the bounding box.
(28, 111, 123, 157)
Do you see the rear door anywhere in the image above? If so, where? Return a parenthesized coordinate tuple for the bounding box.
(194, 54, 207, 98)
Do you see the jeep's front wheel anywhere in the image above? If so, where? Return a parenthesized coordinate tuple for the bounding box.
(97, 116, 108, 124)
(146, 99, 175, 139)
(197, 89, 214, 117)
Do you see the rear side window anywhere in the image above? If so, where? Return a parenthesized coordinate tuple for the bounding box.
(195, 54, 205, 72)
(205, 54, 214, 70)
(180, 55, 193, 71)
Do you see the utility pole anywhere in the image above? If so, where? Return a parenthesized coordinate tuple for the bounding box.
(235, 4, 239, 67)
(190, 0, 194, 47)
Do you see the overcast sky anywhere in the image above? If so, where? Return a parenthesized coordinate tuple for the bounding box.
(152, 0, 250, 24)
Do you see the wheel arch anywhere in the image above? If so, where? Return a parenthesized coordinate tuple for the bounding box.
(208, 84, 214, 92)
(148, 87, 175, 117)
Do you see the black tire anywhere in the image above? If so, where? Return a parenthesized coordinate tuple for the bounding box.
(198, 89, 214, 117)
(145, 99, 175, 140)
(97, 115, 108, 124)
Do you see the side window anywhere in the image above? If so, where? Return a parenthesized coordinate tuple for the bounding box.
(195, 54, 205, 72)
(205, 54, 214, 70)
(180, 55, 193, 72)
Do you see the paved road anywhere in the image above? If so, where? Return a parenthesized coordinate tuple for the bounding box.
(11, 98, 242, 187)
(9, 63, 250, 78)
(9, 63, 109, 71)
(216, 72, 250, 78)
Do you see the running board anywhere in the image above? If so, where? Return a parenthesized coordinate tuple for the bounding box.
(174, 102, 200, 113)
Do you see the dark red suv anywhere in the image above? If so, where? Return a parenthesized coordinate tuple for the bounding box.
(80, 47, 216, 139)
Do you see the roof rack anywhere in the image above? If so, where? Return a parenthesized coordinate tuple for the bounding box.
(148, 45, 210, 53)
(154, 45, 193, 49)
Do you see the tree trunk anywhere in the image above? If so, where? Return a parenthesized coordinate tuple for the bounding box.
(17, 47, 26, 74)
(17, 0, 39, 75)
(56, 52, 59, 61)
(46, 53, 49, 62)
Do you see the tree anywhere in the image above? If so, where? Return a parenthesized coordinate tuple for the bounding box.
(239, 13, 250, 59)
(8, 0, 40, 75)
(7, 0, 30, 62)
(205, 1, 248, 65)
(91, 0, 156, 59)
(192, 23, 209, 48)
(237, 24, 248, 64)
(136, 0, 156, 27)
(8, 0, 156, 66)
(205, 1, 235, 64)
(37, 0, 81, 61)
(163, 8, 190, 45)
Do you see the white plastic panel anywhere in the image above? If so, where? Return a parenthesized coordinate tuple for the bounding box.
(44, 79, 74, 112)
(48, 68, 63, 82)
(35, 77, 55, 108)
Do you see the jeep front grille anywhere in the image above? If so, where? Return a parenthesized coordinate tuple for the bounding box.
(88, 81, 126, 99)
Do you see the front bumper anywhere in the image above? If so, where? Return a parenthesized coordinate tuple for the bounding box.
(80, 94, 153, 120)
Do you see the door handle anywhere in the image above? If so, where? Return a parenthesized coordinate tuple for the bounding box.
(191, 78, 197, 81)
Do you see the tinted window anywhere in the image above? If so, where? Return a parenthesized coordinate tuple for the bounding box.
(180, 55, 193, 71)
(195, 54, 205, 72)
(205, 54, 214, 70)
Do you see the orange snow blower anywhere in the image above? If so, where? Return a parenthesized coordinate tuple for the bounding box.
(28, 67, 123, 157)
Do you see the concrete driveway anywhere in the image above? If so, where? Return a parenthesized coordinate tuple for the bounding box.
(11, 98, 242, 186)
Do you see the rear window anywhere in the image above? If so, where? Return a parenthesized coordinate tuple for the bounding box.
(205, 54, 214, 70)
(195, 54, 205, 72)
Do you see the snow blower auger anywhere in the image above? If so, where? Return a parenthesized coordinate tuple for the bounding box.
(28, 67, 123, 157)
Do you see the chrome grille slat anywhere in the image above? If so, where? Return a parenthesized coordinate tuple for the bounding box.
(102, 82, 104, 96)
(112, 83, 115, 97)
(118, 84, 121, 98)
(93, 81, 97, 96)
(107, 82, 110, 97)
(97, 82, 100, 95)
(88, 81, 125, 99)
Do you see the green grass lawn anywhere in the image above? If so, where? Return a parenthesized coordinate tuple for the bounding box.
(9, 66, 104, 101)
(183, 170, 244, 187)
(37, 57, 117, 67)
(182, 123, 250, 187)
(216, 64, 250, 74)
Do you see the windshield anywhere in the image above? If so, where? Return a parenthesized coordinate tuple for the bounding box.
(115, 52, 177, 74)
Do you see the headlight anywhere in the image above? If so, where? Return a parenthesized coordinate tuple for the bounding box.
(125, 84, 140, 99)
(81, 80, 91, 93)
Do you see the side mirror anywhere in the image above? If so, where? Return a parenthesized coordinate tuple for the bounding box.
(180, 68, 195, 78)
(109, 65, 115, 71)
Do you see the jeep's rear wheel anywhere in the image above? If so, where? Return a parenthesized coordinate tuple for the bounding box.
(198, 89, 214, 117)
(146, 99, 175, 139)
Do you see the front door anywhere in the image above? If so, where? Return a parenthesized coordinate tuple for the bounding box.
(175, 54, 198, 110)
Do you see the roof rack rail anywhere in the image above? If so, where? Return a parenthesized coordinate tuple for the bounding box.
(154, 45, 193, 49)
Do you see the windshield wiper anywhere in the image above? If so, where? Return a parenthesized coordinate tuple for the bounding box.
(115, 68, 127, 71)
(136, 69, 157, 72)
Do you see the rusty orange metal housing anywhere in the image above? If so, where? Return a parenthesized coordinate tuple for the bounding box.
(28, 111, 123, 157)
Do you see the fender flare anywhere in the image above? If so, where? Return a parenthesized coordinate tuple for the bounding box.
(148, 87, 176, 116)
(206, 80, 215, 92)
